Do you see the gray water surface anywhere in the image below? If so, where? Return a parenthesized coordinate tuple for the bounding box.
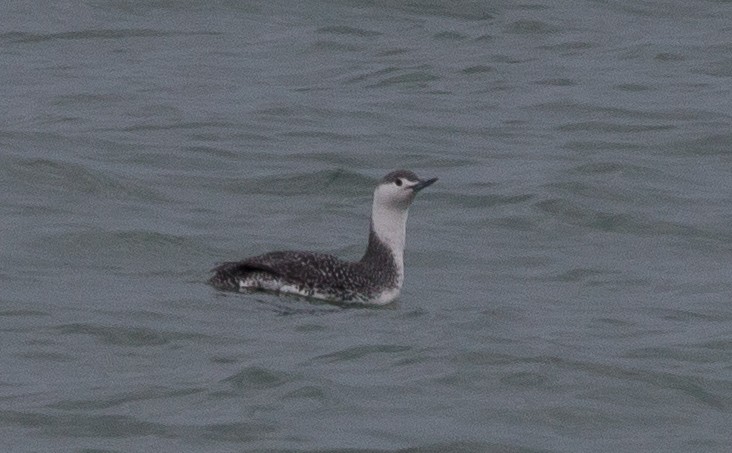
(2, 1, 731, 452)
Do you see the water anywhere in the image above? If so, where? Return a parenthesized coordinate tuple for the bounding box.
(1, 1, 731, 451)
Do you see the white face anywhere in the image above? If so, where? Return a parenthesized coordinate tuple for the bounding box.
(373, 176, 420, 210)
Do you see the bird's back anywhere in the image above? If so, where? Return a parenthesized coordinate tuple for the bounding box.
(209, 250, 397, 303)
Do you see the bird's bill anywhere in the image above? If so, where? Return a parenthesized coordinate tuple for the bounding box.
(411, 177, 438, 192)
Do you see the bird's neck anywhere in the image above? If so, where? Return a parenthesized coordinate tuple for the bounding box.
(361, 203, 408, 284)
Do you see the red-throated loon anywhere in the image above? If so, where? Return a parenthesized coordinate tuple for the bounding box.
(209, 170, 437, 304)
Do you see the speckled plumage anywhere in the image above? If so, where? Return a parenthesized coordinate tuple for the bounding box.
(209, 169, 437, 304)
(209, 228, 398, 302)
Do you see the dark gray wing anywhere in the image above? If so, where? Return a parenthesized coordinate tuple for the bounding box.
(209, 251, 358, 291)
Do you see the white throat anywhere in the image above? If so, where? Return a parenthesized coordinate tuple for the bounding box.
(370, 200, 409, 282)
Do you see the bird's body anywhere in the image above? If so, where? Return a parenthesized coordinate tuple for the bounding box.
(209, 170, 437, 305)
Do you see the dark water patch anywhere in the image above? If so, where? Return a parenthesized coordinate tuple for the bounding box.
(617, 43, 667, 61)
(216, 292, 350, 317)
(539, 41, 593, 52)
(556, 121, 675, 133)
(662, 133, 732, 156)
(316, 25, 382, 37)
(624, 345, 729, 365)
(546, 181, 635, 203)
(569, 161, 640, 175)
(367, 70, 439, 89)
(600, 1, 703, 19)
(53, 323, 209, 347)
(491, 255, 554, 269)
(255, 104, 382, 121)
(505, 20, 560, 35)
(614, 83, 652, 91)
(665, 282, 732, 298)
(118, 120, 237, 132)
(231, 131, 274, 142)
(400, 442, 550, 453)
(375, 47, 411, 56)
(408, 122, 521, 140)
(489, 54, 534, 64)
(291, 150, 389, 169)
(344, 66, 406, 84)
(281, 129, 359, 142)
(6, 157, 165, 201)
(563, 140, 646, 151)
(51, 93, 128, 106)
(584, 277, 650, 289)
(432, 192, 534, 209)
(642, 307, 730, 323)
(31, 229, 204, 272)
(698, 57, 732, 77)
(587, 317, 637, 333)
(314, 344, 411, 363)
(532, 100, 726, 121)
(375, 2, 494, 21)
(309, 40, 364, 52)
(461, 64, 494, 74)
(77, 448, 119, 453)
(534, 78, 576, 86)
(536, 405, 642, 433)
(393, 349, 437, 367)
(221, 366, 293, 391)
(0, 199, 70, 220)
(696, 339, 732, 351)
(500, 371, 549, 388)
(182, 144, 239, 160)
(294, 323, 328, 333)
(1, 29, 220, 44)
(554, 268, 614, 283)
(283, 385, 328, 401)
(161, 145, 253, 172)
(535, 198, 725, 241)
(200, 421, 277, 442)
(448, 350, 518, 367)
(654, 52, 685, 62)
(396, 308, 429, 320)
(534, 356, 729, 410)
(487, 215, 538, 231)
(228, 168, 370, 197)
(2, 409, 276, 442)
(48, 386, 203, 411)
(0, 410, 167, 438)
(0, 309, 48, 317)
(255, 441, 537, 453)
(433, 31, 468, 41)
(210, 355, 238, 364)
(535, 199, 633, 232)
(15, 350, 74, 362)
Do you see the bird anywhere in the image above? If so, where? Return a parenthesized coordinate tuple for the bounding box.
(209, 170, 437, 305)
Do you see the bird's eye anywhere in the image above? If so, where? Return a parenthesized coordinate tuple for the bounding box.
(395, 178, 403, 186)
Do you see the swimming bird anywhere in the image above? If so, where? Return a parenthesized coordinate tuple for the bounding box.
(209, 170, 438, 304)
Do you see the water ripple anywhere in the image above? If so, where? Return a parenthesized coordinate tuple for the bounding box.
(47, 386, 203, 411)
(316, 25, 382, 37)
(1, 29, 220, 44)
(314, 344, 412, 363)
(221, 366, 293, 391)
(53, 323, 210, 347)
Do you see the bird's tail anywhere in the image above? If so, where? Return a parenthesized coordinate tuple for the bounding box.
(208, 261, 244, 291)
